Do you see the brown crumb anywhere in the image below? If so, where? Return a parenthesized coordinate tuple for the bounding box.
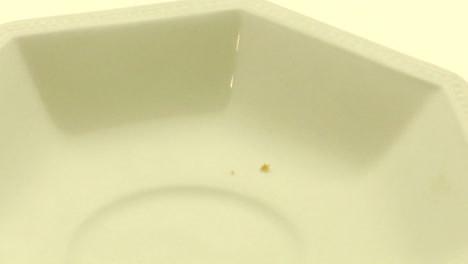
(231, 170, 236, 175)
(260, 164, 270, 172)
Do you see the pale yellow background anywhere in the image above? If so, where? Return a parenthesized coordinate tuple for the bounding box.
(1, 0, 467, 82)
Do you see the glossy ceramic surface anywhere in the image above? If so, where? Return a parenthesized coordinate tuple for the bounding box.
(1, 0, 468, 263)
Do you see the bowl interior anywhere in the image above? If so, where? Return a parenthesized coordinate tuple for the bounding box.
(1, 7, 468, 264)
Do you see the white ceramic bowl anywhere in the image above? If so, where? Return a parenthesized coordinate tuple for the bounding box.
(1, 0, 468, 263)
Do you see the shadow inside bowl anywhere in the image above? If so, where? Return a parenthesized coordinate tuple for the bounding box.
(16, 11, 241, 134)
(15, 9, 436, 171)
(231, 12, 437, 171)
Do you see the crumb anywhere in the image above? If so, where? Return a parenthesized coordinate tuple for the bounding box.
(431, 174, 450, 192)
(231, 170, 236, 175)
(260, 164, 270, 172)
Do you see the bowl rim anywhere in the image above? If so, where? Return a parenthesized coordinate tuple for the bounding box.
(1, 0, 467, 141)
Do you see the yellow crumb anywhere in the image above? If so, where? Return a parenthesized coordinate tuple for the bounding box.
(231, 170, 236, 175)
(260, 164, 270, 172)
